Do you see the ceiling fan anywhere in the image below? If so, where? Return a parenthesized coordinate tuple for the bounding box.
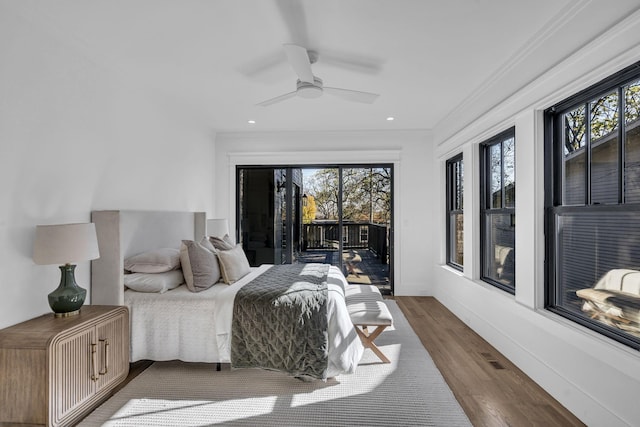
(256, 44, 380, 107)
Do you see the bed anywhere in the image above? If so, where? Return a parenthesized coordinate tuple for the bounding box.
(90, 210, 363, 379)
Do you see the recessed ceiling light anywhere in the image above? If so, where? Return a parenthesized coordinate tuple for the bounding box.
(386, 117, 395, 121)
(248, 120, 256, 124)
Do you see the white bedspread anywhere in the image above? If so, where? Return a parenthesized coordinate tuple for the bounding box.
(124, 264, 363, 377)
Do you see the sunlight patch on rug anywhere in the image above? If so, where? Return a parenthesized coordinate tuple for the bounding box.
(105, 397, 278, 426)
(290, 343, 401, 408)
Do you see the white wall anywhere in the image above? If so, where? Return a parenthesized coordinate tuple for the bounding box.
(0, 5, 215, 329)
(213, 130, 435, 297)
(433, 10, 640, 427)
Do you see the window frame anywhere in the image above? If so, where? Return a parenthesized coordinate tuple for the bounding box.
(446, 154, 464, 270)
(480, 127, 516, 293)
(544, 60, 640, 351)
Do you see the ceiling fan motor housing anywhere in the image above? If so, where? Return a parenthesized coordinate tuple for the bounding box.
(256, 45, 378, 106)
(297, 77, 323, 99)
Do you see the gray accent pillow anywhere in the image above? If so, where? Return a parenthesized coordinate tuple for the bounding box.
(218, 244, 251, 284)
(199, 235, 217, 253)
(209, 234, 235, 251)
(124, 248, 180, 273)
(179, 240, 221, 292)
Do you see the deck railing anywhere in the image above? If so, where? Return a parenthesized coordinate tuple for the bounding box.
(303, 222, 389, 264)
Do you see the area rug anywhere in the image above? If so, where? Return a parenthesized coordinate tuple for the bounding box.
(79, 300, 471, 426)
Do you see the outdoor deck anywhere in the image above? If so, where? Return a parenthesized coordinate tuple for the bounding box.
(296, 248, 391, 294)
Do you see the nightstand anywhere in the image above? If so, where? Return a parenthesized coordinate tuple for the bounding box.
(0, 305, 129, 427)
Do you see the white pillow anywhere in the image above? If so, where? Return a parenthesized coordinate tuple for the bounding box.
(124, 248, 181, 273)
(124, 270, 184, 293)
(180, 240, 221, 292)
(217, 244, 251, 284)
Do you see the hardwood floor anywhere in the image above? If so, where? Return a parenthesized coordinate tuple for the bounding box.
(395, 296, 585, 427)
(108, 296, 585, 427)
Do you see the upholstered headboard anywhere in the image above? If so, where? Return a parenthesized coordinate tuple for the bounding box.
(90, 210, 206, 305)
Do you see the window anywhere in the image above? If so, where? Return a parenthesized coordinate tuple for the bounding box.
(545, 61, 640, 350)
(480, 128, 515, 292)
(360, 225, 369, 244)
(446, 154, 464, 270)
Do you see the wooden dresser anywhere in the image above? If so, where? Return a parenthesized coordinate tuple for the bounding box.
(0, 305, 129, 427)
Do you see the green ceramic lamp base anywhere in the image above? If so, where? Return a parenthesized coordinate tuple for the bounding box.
(48, 264, 86, 316)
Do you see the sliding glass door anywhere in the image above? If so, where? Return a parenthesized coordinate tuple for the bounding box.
(237, 167, 297, 266)
(237, 164, 393, 294)
(301, 167, 340, 265)
(338, 167, 392, 293)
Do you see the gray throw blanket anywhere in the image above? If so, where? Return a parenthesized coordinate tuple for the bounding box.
(231, 263, 330, 379)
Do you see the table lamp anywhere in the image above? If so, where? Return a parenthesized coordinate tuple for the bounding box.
(207, 218, 230, 240)
(33, 223, 100, 317)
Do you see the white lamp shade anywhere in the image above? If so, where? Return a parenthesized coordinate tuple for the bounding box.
(33, 223, 100, 265)
(207, 218, 229, 239)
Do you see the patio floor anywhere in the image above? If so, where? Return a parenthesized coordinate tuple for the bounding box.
(296, 248, 391, 294)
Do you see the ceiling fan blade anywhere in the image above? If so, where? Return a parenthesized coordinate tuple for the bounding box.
(256, 91, 298, 107)
(283, 44, 314, 83)
(321, 50, 384, 75)
(237, 49, 288, 83)
(324, 87, 380, 104)
(275, 0, 310, 47)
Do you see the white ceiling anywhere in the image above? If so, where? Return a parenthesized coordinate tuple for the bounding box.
(6, 0, 640, 134)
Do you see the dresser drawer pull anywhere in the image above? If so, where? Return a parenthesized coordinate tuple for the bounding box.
(90, 343, 99, 382)
(99, 339, 109, 375)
